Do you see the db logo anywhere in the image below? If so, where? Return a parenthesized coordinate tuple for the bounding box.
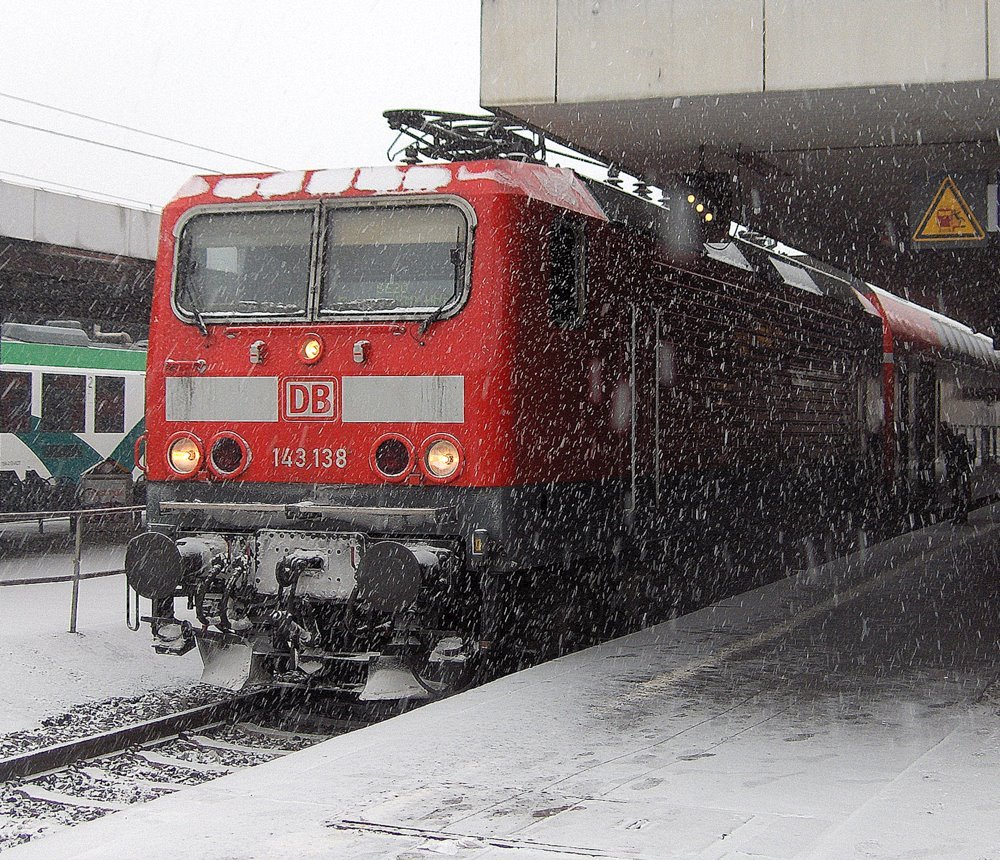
(283, 378, 338, 420)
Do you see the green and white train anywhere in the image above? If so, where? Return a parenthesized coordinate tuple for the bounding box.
(0, 322, 146, 514)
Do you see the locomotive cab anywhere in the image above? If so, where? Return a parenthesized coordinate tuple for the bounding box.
(126, 160, 607, 696)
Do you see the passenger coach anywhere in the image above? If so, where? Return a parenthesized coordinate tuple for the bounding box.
(1, 322, 146, 514)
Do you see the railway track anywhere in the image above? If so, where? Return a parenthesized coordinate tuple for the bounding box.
(0, 687, 378, 852)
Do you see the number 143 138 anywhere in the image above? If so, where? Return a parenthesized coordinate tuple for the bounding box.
(272, 447, 347, 469)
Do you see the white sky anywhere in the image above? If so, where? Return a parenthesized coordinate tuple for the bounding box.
(0, 1, 481, 210)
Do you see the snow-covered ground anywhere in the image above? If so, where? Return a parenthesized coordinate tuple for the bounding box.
(6, 508, 998, 858)
(0, 519, 127, 583)
(0, 526, 201, 734)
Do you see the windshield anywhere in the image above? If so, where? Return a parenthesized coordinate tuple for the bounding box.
(172, 201, 471, 323)
(175, 209, 313, 317)
(320, 204, 466, 315)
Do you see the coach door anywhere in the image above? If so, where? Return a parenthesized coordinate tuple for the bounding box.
(913, 362, 939, 495)
(897, 359, 938, 503)
(626, 304, 657, 525)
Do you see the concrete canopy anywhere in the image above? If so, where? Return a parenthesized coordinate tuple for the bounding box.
(481, 0, 1000, 332)
(0, 180, 158, 335)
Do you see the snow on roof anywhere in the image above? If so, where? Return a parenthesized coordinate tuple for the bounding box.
(171, 162, 608, 222)
(870, 285, 1000, 367)
(709, 225, 1000, 369)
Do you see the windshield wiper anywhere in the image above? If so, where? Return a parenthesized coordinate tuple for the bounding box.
(181, 283, 209, 337)
(418, 233, 464, 336)
(176, 256, 209, 336)
(418, 302, 450, 336)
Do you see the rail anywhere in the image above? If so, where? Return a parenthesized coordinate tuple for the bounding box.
(0, 687, 279, 782)
(0, 505, 143, 633)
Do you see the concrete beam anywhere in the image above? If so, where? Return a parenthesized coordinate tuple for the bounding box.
(481, 0, 558, 106)
(555, 0, 762, 101)
(766, 0, 987, 91)
(0, 180, 158, 262)
(482, 0, 997, 105)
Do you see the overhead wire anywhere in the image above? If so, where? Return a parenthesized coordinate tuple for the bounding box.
(0, 116, 231, 173)
(0, 89, 283, 170)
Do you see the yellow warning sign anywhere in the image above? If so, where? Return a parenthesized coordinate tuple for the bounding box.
(912, 176, 985, 243)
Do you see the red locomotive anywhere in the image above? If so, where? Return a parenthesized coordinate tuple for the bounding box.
(126, 112, 1000, 697)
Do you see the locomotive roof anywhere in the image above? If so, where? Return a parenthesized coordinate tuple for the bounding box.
(170, 161, 608, 223)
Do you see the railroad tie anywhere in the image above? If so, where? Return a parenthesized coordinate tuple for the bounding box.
(132, 750, 231, 775)
(183, 733, 285, 758)
(16, 784, 131, 812)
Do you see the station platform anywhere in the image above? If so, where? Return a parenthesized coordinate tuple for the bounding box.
(9, 508, 1000, 859)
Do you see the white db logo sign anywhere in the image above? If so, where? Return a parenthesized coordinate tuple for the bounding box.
(283, 378, 338, 420)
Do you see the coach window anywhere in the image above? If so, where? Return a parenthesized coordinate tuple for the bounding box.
(0, 371, 32, 433)
(95, 376, 125, 434)
(549, 216, 586, 328)
(175, 208, 314, 319)
(40, 374, 85, 433)
(320, 203, 469, 317)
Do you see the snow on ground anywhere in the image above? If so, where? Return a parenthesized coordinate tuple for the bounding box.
(0, 519, 129, 582)
(0, 525, 201, 734)
(6, 509, 999, 858)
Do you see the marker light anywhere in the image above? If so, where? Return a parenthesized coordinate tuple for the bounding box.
(299, 334, 324, 364)
(705, 212, 714, 222)
(425, 438, 461, 479)
(210, 434, 246, 476)
(696, 203, 705, 213)
(168, 435, 202, 474)
(687, 194, 696, 204)
(374, 436, 412, 478)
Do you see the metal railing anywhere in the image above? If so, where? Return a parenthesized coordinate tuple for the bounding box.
(0, 505, 143, 633)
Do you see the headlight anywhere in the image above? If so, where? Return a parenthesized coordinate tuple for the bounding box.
(167, 435, 202, 474)
(424, 438, 461, 479)
(299, 334, 324, 364)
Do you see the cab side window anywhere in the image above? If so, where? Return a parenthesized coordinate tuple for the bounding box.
(41, 374, 85, 433)
(95, 376, 125, 434)
(0, 371, 32, 432)
(549, 217, 586, 328)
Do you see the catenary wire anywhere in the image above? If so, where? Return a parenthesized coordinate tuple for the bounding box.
(0, 90, 284, 170)
(0, 115, 236, 173)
